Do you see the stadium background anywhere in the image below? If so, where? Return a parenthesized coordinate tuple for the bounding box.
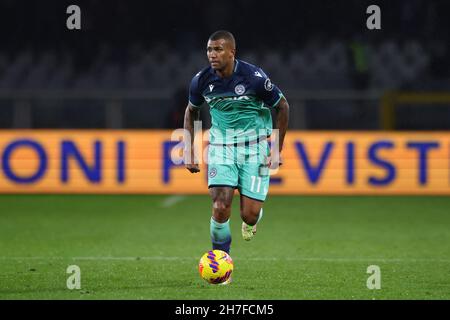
(0, 0, 449, 300)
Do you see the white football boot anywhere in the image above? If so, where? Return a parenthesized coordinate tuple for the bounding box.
(241, 222, 257, 241)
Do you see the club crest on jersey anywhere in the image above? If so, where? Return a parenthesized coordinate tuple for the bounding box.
(264, 78, 274, 91)
(209, 167, 217, 178)
(234, 84, 245, 95)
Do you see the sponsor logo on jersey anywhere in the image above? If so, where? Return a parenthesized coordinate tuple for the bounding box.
(209, 84, 214, 92)
(222, 95, 250, 102)
(234, 84, 245, 95)
(254, 71, 263, 78)
(264, 78, 274, 91)
(204, 95, 250, 104)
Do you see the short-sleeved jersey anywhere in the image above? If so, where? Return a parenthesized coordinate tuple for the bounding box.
(189, 59, 284, 145)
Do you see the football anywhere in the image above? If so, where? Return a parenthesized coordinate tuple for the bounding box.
(198, 250, 234, 284)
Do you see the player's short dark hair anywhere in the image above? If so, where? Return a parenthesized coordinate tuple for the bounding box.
(208, 30, 236, 48)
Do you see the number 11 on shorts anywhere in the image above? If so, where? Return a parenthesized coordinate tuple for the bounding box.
(250, 175, 262, 193)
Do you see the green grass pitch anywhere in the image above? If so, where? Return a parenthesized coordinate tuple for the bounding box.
(0, 194, 449, 299)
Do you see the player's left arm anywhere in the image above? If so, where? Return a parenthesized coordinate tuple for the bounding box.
(274, 96, 289, 154)
(254, 68, 289, 168)
(270, 96, 289, 167)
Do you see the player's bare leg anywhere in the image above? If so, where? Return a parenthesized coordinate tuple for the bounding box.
(240, 194, 264, 241)
(209, 186, 234, 253)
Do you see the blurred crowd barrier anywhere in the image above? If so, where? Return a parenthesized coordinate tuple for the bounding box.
(1, 89, 450, 130)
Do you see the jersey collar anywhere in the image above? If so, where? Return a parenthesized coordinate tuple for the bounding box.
(209, 59, 240, 78)
(233, 59, 239, 73)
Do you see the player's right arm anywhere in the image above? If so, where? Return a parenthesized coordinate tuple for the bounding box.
(184, 72, 204, 173)
(184, 103, 200, 173)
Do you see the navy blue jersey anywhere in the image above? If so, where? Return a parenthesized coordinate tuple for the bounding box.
(188, 59, 284, 144)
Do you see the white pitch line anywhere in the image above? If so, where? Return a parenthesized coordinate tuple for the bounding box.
(160, 195, 187, 208)
(0, 256, 449, 263)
